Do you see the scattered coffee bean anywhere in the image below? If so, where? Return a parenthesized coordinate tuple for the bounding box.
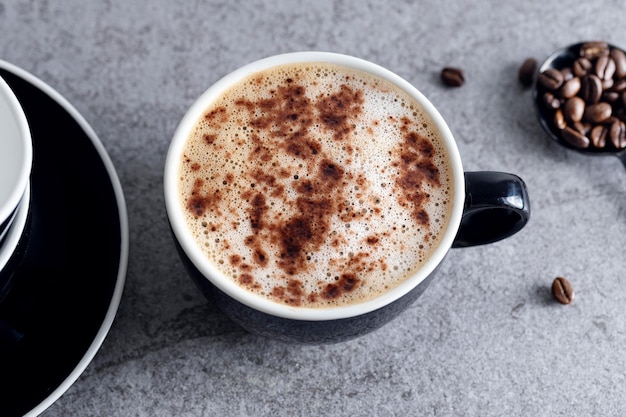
(552, 276, 574, 304)
(518, 57, 537, 87)
(536, 42, 626, 150)
(441, 67, 464, 87)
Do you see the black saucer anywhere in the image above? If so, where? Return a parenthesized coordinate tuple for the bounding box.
(0, 62, 128, 416)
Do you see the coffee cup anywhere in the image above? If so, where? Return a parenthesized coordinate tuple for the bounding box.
(164, 52, 530, 343)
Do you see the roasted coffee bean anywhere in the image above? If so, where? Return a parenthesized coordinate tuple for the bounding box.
(611, 48, 626, 79)
(572, 57, 592, 77)
(560, 67, 574, 81)
(580, 74, 602, 103)
(441, 67, 464, 87)
(602, 78, 614, 90)
(609, 119, 626, 148)
(590, 124, 608, 148)
(602, 91, 620, 102)
(543, 92, 561, 109)
(538, 68, 564, 90)
(563, 96, 585, 123)
(518, 57, 537, 87)
(616, 132, 626, 149)
(610, 79, 626, 93)
(559, 77, 581, 98)
(552, 276, 574, 304)
(594, 55, 616, 81)
(561, 126, 590, 148)
(554, 109, 566, 129)
(580, 41, 609, 59)
(583, 102, 612, 123)
(572, 121, 590, 135)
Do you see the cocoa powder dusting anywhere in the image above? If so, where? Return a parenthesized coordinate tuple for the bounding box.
(179, 62, 452, 308)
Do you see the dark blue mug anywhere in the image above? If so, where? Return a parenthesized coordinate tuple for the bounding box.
(164, 53, 530, 344)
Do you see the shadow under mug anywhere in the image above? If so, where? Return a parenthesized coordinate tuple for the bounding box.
(165, 52, 530, 344)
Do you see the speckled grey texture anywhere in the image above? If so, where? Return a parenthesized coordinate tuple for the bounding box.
(2, 0, 626, 415)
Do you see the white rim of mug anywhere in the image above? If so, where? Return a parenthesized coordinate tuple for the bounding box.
(165, 51, 465, 321)
(0, 75, 32, 230)
(0, 59, 130, 417)
(0, 182, 30, 274)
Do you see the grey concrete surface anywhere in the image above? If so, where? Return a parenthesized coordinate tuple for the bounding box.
(2, 0, 626, 415)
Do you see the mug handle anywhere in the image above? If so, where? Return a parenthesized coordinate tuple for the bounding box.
(452, 171, 530, 248)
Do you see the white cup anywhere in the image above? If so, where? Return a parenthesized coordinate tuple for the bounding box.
(0, 75, 32, 239)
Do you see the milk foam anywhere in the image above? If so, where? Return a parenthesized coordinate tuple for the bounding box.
(178, 62, 453, 308)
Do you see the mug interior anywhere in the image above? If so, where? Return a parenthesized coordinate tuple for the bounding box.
(0, 76, 32, 230)
(165, 52, 465, 321)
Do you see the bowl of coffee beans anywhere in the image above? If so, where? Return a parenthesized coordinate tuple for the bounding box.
(533, 41, 626, 162)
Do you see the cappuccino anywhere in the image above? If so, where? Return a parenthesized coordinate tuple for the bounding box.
(177, 62, 453, 308)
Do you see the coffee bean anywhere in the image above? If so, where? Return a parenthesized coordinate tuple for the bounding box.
(552, 276, 574, 304)
(518, 57, 537, 87)
(580, 41, 609, 59)
(611, 48, 626, 79)
(594, 55, 616, 81)
(441, 67, 464, 87)
(560, 67, 574, 81)
(610, 79, 626, 93)
(559, 77, 581, 98)
(538, 68, 564, 90)
(563, 96, 585, 123)
(580, 74, 602, 103)
(602, 91, 620, 103)
(543, 92, 561, 109)
(602, 78, 614, 90)
(561, 126, 590, 148)
(573, 57, 592, 77)
(609, 119, 626, 149)
(572, 121, 590, 135)
(584, 102, 612, 123)
(554, 109, 566, 129)
(590, 124, 608, 148)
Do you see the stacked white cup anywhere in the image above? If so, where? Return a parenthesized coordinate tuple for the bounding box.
(0, 75, 32, 297)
